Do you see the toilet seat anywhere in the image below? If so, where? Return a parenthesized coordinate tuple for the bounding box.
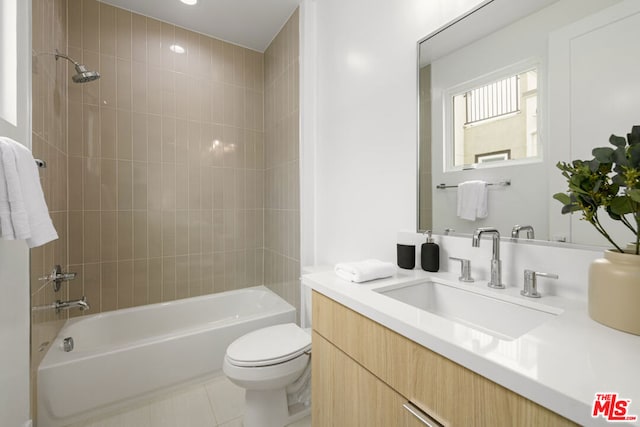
(226, 323, 311, 367)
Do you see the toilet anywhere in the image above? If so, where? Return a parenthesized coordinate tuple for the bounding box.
(223, 323, 312, 427)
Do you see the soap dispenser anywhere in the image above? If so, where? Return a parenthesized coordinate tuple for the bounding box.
(421, 231, 440, 272)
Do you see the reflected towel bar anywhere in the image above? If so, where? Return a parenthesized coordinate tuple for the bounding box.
(35, 159, 47, 168)
(436, 179, 510, 189)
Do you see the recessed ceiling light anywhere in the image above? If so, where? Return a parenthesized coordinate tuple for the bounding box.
(169, 44, 185, 54)
(180, 0, 197, 5)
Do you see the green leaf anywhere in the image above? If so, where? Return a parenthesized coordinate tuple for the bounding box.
(553, 193, 572, 205)
(630, 144, 640, 168)
(610, 134, 627, 147)
(614, 147, 629, 167)
(629, 126, 640, 145)
(613, 173, 626, 186)
(629, 189, 640, 203)
(609, 196, 634, 215)
(592, 147, 614, 163)
(561, 204, 581, 215)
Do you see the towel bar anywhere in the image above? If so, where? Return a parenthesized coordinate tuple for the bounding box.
(436, 179, 510, 189)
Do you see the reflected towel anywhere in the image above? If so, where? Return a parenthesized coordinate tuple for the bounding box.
(457, 180, 488, 221)
(0, 137, 58, 248)
(334, 259, 396, 283)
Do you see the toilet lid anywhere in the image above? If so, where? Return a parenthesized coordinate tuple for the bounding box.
(226, 323, 311, 367)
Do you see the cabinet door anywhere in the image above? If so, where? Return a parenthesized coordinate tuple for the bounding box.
(312, 331, 439, 427)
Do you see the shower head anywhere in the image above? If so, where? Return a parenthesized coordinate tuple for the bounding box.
(55, 49, 101, 83)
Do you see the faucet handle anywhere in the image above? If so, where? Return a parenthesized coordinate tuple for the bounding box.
(449, 257, 474, 283)
(521, 269, 558, 298)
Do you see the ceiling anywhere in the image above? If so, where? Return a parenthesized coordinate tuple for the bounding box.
(98, 0, 301, 52)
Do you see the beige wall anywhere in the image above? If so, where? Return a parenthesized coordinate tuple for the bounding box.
(64, 0, 266, 314)
(264, 9, 301, 317)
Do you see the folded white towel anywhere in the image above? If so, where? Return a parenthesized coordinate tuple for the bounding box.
(334, 259, 396, 283)
(0, 138, 29, 239)
(0, 137, 58, 248)
(457, 180, 488, 221)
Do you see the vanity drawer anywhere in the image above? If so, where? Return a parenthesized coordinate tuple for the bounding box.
(312, 291, 576, 426)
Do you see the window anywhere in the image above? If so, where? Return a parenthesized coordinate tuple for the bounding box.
(451, 68, 538, 168)
(465, 75, 520, 125)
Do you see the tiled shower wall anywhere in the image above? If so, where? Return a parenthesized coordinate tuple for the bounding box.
(264, 10, 301, 313)
(64, 0, 266, 313)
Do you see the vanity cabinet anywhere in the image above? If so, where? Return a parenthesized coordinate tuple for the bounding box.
(311, 291, 577, 427)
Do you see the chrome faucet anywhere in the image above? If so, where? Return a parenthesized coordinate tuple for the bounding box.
(511, 225, 535, 240)
(32, 296, 90, 314)
(472, 227, 504, 289)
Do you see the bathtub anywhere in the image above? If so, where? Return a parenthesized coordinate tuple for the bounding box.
(37, 286, 296, 427)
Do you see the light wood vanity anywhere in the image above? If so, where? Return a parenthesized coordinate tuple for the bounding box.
(311, 291, 576, 426)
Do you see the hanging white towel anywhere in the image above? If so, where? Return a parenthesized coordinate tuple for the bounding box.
(0, 137, 58, 248)
(334, 259, 396, 283)
(457, 180, 488, 221)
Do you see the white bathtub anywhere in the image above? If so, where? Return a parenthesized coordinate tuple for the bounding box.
(37, 286, 295, 427)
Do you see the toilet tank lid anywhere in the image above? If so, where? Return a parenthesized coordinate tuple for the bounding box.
(226, 323, 311, 367)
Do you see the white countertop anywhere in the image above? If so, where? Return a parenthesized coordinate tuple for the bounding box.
(303, 269, 640, 427)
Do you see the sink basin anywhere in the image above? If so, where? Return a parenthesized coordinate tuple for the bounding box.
(375, 281, 561, 340)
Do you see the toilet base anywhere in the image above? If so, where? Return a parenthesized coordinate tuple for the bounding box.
(244, 388, 310, 427)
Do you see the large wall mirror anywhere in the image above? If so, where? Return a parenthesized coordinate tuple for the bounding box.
(418, 0, 640, 247)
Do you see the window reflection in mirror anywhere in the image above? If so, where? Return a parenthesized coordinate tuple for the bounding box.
(450, 68, 538, 169)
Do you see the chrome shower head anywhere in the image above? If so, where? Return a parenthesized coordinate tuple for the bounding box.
(71, 64, 101, 83)
(55, 49, 101, 83)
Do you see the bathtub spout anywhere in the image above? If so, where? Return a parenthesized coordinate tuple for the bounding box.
(55, 296, 90, 313)
(32, 296, 90, 313)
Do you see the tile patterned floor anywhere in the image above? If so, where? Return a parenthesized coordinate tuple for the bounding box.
(68, 375, 311, 427)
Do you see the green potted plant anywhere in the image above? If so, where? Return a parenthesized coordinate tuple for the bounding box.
(554, 125, 640, 335)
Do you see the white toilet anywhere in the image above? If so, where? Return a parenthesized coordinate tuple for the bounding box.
(223, 323, 312, 427)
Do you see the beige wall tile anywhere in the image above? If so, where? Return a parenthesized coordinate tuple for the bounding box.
(100, 158, 117, 210)
(148, 258, 162, 303)
(82, 103, 100, 156)
(133, 211, 148, 260)
(81, 0, 99, 52)
(117, 160, 133, 210)
(133, 259, 148, 306)
(132, 161, 148, 210)
(68, 156, 83, 210)
(162, 256, 176, 301)
(131, 13, 147, 63)
(99, 3, 116, 57)
(117, 211, 133, 260)
(147, 211, 162, 258)
(132, 112, 148, 161)
(117, 110, 132, 159)
(115, 8, 132, 60)
(116, 59, 132, 111)
(147, 114, 162, 162)
(175, 255, 189, 299)
(101, 261, 118, 311)
(83, 157, 100, 210)
(83, 211, 100, 263)
(131, 61, 148, 113)
(117, 260, 133, 308)
(162, 211, 176, 257)
(100, 106, 117, 158)
(101, 211, 117, 262)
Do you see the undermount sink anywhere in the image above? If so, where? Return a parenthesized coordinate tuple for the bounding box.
(375, 281, 562, 340)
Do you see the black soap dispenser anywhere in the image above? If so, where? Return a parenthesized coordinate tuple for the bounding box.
(421, 231, 440, 272)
